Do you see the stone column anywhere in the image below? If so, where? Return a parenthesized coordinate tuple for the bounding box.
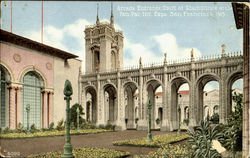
(16, 86, 23, 127)
(161, 55, 169, 131)
(189, 57, 198, 127)
(8, 85, 16, 129)
(138, 61, 145, 130)
(48, 91, 53, 125)
(42, 90, 48, 128)
(220, 56, 227, 124)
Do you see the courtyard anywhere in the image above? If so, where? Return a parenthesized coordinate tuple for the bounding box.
(1, 130, 182, 157)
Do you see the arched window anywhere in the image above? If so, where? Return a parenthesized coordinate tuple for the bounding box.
(22, 72, 43, 128)
(213, 105, 219, 114)
(0, 67, 9, 128)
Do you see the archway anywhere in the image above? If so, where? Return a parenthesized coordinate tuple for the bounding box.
(171, 77, 190, 130)
(104, 84, 117, 124)
(196, 75, 220, 124)
(85, 86, 97, 123)
(146, 79, 162, 129)
(227, 72, 243, 115)
(124, 82, 138, 129)
(22, 71, 44, 128)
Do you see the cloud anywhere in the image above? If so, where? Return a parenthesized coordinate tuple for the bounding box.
(22, 18, 91, 71)
(154, 33, 202, 60)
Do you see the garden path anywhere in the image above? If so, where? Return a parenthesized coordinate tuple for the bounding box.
(1, 130, 174, 157)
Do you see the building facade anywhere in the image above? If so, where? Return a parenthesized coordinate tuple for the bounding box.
(0, 29, 81, 129)
(232, 2, 250, 157)
(81, 12, 244, 131)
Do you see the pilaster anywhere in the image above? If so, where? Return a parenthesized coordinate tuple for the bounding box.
(8, 84, 16, 129)
(16, 85, 23, 127)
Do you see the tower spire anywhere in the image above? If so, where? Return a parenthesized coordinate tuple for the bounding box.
(110, 2, 114, 28)
(96, 3, 100, 25)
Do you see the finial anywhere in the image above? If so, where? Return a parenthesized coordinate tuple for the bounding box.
(221, 44, 226, 57)
(139, 57, 142, 66)
(96, 3, 100, 25)
(164, 53, 167, 63)
(191, 48, 194, 58)
(110, 2, 114, 28)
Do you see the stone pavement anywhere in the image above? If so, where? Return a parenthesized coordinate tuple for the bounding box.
(1, 130, 173, 157)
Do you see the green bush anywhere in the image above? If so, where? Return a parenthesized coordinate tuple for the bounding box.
(220, 92, 243, 157)
(80, 121, 96, 129)
(17, 123, 25, 133)
(135, 118, 139, 124)
(30, 124, 39, 133)
(183, 118, 189, 126)
(48, 122, 55, 130)
(210, 113, 219, 124)
(56, 119, 65, 131)
(156, 118, 160, 125)
(3, 127, 11, 134)
(70, 103, 84, 128)
(188, 120, 223, 158)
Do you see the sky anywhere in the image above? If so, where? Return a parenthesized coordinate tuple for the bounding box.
(1, 1, 243, 91)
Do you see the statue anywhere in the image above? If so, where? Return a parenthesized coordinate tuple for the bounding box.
(139, 57, 142, 65)
(191, 48, 194, 58)
(222, 44, 226, 56)
(164, 53, 167, 63)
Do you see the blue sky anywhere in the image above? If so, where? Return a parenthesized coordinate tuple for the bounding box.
(1, 1, 243, 91)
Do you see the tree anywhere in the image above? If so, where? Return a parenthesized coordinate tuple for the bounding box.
(70, 103, 84, 128)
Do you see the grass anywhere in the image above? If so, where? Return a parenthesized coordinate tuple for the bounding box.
(0, 129, 113, 139)
(27, 147, 130, 158)
(113, 133, 190, 148)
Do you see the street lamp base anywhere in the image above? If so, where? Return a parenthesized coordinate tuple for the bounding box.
(147, 133, 153, 142)
(61, 143, 74, 158)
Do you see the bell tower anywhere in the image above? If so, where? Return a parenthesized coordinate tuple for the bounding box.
(84, 3, 123, 73)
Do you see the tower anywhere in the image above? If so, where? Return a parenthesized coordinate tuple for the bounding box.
(84, 3, 123, 73)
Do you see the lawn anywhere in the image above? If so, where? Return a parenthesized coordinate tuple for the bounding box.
(0, 129, 113, 139)
(27, 147, 130, 158)
(113, 133, 190, 148)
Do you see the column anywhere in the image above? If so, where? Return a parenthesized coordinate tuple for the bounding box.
(42, 90, 48, 128)
(16, 86, 22, 127)
(48, 91, 53, 125)
(8, 85, 16, 129)
(161, 57, 169, 131)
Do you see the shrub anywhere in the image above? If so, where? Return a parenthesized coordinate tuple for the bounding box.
(183, 118, 189, 126)
(105, 123, 115, 130)
(156, 118, 160, 125)
(70, 103, 84, 128)
(80, 121, 96, 129)
(135, 118, 139, 124)
(17, 123, 25, 133)
(56, 119, 65, 131)
(0, 127, 2, 133)
(3, 127, 11, 134)
(30, 124, 39, 133)
(210, 113, 219, 124)
(188, 120, 224, 158)
(220, 92, 243, 157)
(48, 122, 54, 130)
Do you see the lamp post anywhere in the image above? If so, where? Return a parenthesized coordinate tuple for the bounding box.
(61, 80, 74, 158)
(177, 105, 181, 136)
(26, 104, 30, 135)
(76, 106, 80, 133)
(147, 98, 153, 142)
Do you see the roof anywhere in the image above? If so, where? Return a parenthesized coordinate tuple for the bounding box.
(232, 2, 244, 29)
(0, 29, 78, 59)
(179, 90, 189, 95)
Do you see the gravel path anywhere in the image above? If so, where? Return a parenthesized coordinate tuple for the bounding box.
(1, 130, 174, 157)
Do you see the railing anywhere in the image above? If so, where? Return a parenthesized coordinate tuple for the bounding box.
(81, 52, 243, 75)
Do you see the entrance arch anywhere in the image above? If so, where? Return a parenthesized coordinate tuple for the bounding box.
(103, 84, 117, 124)
(196, 74, 220, 124)
(145, 79, 162, 129)
(170, 77, 190, 130)
(124, 82, 138, 129)
(84, 86, 97, 123)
